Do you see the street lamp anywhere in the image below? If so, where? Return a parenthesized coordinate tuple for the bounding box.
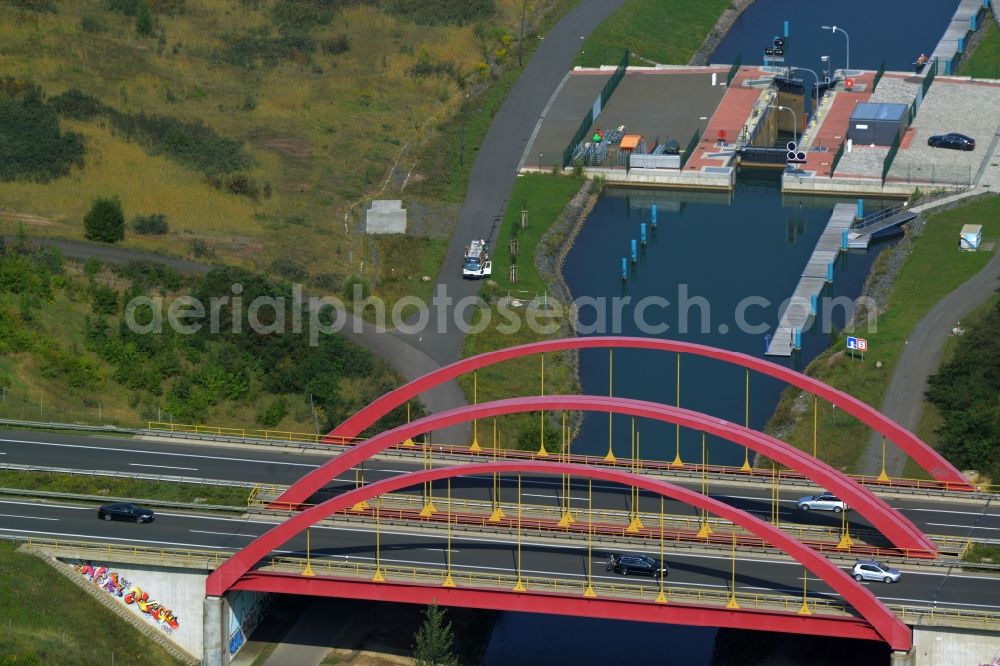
(789, 66, 821, 118)
(774, 104, 798, 146)
(821, 55, 830, 82)
(821, 25, 853, 76)
(538, 152, 543, 172)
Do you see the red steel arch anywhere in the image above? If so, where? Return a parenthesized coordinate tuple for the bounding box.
(327, 336, 968, 487)
(276, 395, 935, 554)
(207, 461, 912, 651)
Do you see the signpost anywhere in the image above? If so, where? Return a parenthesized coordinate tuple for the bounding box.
(846, 336, 868, 362)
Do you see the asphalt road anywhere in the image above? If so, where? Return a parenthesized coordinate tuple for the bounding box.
(3, 498, 1000, 614)
(399, 0, 626, 367)
(2, 430, 998, 544)
(861, 246, 1000, 477)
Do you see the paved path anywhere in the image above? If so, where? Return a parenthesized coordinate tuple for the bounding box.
(398, 0, 626, 367)
(860, 129, 1000, 476)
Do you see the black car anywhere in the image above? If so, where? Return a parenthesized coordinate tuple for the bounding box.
(927, 133, 975, 151)
(606, 553, 668, 578)
(98, 503, 155, 524)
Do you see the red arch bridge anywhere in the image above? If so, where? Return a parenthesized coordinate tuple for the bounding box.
(205, 337, 984, 658)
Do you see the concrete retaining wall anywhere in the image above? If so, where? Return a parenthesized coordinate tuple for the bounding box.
(912, 625, 1000, 665)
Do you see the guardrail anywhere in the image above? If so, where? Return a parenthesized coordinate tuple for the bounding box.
(16, 536, 1000, 629)
(0, 485, 246, 513)
(0, 462, 257, 489)
(146, 421, 358, 446)
(851, 204, 908, 231)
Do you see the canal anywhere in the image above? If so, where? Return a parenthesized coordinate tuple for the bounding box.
(483, 1, 960, 662)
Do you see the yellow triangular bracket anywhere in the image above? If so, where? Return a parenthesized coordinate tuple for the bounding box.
(603, 451, 617, 464)
(488, 506, 506, 522)
(670, 453, 684, 469)
(402, 437, 415, 447)
(697, 522, 714, 538)
(557, 511, 576, 527)
(513, 579, 526, 592)
(655, 589, 667, 604)
(798, 600, 812, 615)
(469, 437, 482, 453)
(583, 584, 596, 598)
(442, 574, 456, 588)
(837, 533, 855, 549)
(626, 516, 645, 533)
(350, 500, 370, 512)
(536, 444, 549, 457)
(372, 568, 385, 583)
(301, 563, 315, 577)
(877, 469, 890, 482)
(740, 458, 752, 472)
(419, 502, 438, 517)
(726, 596, 740, 609)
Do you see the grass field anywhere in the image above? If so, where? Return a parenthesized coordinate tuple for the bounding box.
(578, 0, 730, 67)
(0, 470, 250, 507)
(959, 10, 1000, 79)
(767, 195, 1000, 474)
(0, 540, 183, 665)
(0, 0, 572, 288)
(459, 173, 586, 450)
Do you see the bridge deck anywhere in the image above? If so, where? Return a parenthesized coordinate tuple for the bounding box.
(847, 210, 919, 250)
(767, 204, 853, 356)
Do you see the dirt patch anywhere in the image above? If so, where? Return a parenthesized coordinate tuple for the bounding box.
(256, 136, 312, 158)
(0, 211, 60, 227)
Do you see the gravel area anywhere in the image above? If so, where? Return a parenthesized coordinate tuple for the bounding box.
(890, 80, 1000, 185)
(868, 76, 921, 106)
(832, 144, 890, 177)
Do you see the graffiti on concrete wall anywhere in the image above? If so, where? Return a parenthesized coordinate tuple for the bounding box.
(227, 591, 272, 655)
(77, 563, 181, 633)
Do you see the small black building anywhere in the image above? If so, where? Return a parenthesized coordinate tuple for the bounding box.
(848, 102, 909, 146)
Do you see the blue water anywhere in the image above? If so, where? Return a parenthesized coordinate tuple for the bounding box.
(484, 2, 960, 662)
(711, 0, 960, 74)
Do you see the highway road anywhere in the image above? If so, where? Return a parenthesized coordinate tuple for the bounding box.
(1, 430, 998, 546)
(3, 498, 1000, 615)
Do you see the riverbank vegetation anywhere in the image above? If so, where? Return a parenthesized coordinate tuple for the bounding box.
(765, 194, 1000, 474)
(578, 0, 730, 66)
(0, 241, 414, 434)
(0, 540, 183, 665)
(959, 10, 1000, 79)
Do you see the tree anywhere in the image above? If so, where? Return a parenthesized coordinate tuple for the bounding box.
(136, 1, 155, 36)
(84, 197, 125, 243)
(413, 602, 458, 666)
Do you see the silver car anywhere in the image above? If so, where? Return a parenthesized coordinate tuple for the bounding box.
(852, 560, 901, 584)
(797, 493, 849, 513)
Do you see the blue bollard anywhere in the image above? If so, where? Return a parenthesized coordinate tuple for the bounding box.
(827, 262, 834, 282)
(784, 21, 789, 38)
(621, 257, 627, 280)
(856, 198, 864, 220)
(972, 14, 977, 31)
(764, 334, 772, 353)
(630, 239, 637, 263)
(958, 36, 965, 54)
(810, 293, 818, 316)
(794, 327, 802, 350)
(640, 223, 647, 245)
(651, 204, 657, 227)
(841, 229, 849, 250)
(985, 0, 990, 11)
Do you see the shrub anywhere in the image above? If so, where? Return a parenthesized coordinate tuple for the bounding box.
(49, 89, 106, 120)
(83, 197, 125, 243)
(83, 257, 103, 278)
(269, 257, 308, 282)
(387, 0, 494, 25)
(0, 85, 85, 183)
(81, 14, 107, 32)
(256, 396, 288, 428)
(132, 213, 169, 235)
(322, 35, 351, 55)
(136, 1, 155, 36)
(90, 285, 119, 315)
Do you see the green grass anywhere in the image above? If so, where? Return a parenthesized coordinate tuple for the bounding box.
(0, 470, 250, 507)
(959, 10, 1000, 79)
(0, 540, 183, 665)
(768, 195, 1000, 473)
(460, 173, 585, 450)
(963, 542, 1000, 564)
(578, 0, 730, 67)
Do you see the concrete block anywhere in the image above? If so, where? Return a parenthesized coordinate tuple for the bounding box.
(912, 625, 1000, 666)
(365, 200, 407, 234)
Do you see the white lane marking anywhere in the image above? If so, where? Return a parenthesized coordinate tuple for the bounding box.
(0, 499, 91, 510)
(899, 507, 993, 517)
(0, 437, 319, 467)
(129, 463, 199, 471)
(190, 530, 255, 537)
(0, 513, 58, 521)
(422, 548, 460, 553)
(926, 522, 1000, 531)
(522, 493, 556, 500)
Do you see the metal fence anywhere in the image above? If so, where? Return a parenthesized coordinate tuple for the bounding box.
(829, 140, 846, 178)
(881, 131, 902, 185)
(726, 53, 742, 86)
(887, 161, 974, 186)
(872, 59, 886, 92)
(679, 129, 701, 169)
(562, 49, 629, 168)
(922, 59, 936, 97)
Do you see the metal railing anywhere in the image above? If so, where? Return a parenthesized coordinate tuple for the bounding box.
(726, 54, 742, 86)
(679, 129, 701, 169)
(829, 140, 846, 178)
(881, 131, 902, 185)
(851, 204, 908, 231)
(146, 421, 358, 446)
(872, 59, 886, 92)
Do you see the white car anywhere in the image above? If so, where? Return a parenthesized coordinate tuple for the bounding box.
(797, 493, 849, 513)
(852, 560, 901, 584)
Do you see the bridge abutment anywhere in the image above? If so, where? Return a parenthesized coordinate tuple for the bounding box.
(890, 648, 914, 666)
(203, 595, 227, 666)
(911, 625, 1000, 665)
